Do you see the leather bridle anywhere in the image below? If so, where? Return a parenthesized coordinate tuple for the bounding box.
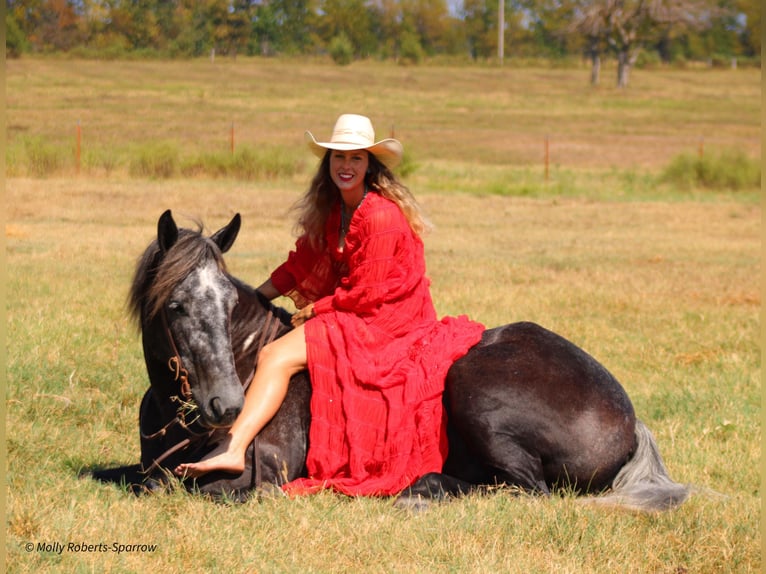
(140, 304, 284, 489)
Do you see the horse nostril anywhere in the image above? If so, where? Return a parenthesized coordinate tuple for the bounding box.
(209, 396, 241, 426)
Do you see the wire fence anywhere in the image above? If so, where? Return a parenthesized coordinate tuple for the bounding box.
(6, 120, 761, 191)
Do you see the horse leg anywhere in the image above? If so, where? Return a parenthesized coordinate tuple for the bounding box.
(476, 440, 551, 495)
(87, 464, 151, 496)
(393, 473, 476, 511)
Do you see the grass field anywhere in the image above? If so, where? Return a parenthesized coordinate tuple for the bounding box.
(4, 58, 762, 573)
(5, 58, 761, 180)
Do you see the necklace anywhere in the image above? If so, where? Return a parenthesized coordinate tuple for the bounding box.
(340, 186, 368, 235)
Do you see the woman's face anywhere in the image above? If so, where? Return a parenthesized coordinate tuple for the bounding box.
(329, 149, 369, 200)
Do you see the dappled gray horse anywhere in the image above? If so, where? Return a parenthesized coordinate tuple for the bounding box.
(93, 210, 689, 512)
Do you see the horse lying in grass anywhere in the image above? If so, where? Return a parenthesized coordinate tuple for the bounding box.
(92, 210, 690, 512)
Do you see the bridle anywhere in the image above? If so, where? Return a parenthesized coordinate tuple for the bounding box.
(138, 308, 213, 477)
(140, 302, 284, 489)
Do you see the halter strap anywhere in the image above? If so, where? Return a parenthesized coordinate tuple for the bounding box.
(142, 303, 285, 488)
(161, 309, 192, 401)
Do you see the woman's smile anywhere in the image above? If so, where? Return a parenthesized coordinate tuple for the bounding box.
(331, 149, 369, 204)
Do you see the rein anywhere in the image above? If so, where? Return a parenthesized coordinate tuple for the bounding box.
(141, 302, 285, 486)
(161, 309, 192, 401)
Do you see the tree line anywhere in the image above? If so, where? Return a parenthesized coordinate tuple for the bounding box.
(6, 0, 761, 86)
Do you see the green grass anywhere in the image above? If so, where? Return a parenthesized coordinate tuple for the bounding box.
(5, 177, 760, 573)
(660, 148, 762, 191)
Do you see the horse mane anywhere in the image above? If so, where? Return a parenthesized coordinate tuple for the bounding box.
(128, 226, 227, 327)
(237, 276, 295, 327)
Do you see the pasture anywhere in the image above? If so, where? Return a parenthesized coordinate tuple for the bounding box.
(5, 58, 762, 573)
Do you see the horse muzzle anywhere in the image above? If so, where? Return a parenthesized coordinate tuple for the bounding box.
(204, 395, 244, 428)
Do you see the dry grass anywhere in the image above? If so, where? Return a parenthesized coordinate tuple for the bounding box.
(5, 175, 760, 573)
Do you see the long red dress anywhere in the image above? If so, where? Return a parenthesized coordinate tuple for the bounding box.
(270, 192, 485, 496)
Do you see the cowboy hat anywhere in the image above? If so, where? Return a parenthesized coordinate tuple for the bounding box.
(305, 114, 403, 170)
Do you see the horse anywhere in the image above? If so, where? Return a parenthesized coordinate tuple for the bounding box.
(92, 210, 690, 512)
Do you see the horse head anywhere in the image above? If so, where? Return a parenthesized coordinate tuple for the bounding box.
(133, 210, 245, 429)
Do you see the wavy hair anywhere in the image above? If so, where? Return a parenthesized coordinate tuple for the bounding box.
(291, 151, 431, 248)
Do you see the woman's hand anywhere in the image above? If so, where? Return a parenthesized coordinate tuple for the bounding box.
(291, 304, 315, 327)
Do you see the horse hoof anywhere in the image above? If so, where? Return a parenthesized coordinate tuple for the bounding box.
(256, 483, 287, 500)
(393, 494, 432, 513)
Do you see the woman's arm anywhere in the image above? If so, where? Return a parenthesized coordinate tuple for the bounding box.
(255, 279, 281, 300)
(259, 275, 316, 326)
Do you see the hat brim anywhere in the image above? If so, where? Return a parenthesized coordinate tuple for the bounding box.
(305, 131, 403, 170)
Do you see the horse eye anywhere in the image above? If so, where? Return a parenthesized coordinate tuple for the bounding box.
(168, 301, 186, 316)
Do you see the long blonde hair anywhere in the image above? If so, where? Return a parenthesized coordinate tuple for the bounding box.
(291, 151, 431, 248)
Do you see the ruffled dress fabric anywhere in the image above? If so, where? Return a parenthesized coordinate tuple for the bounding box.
(270, 192, 485, 496)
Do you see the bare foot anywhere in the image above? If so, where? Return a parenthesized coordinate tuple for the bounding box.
(173, 437, 246, 478)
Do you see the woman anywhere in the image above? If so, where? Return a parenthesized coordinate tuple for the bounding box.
(175, 114, 484, 496)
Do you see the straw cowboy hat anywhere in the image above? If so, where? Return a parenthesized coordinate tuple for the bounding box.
(305, 114, 403, 170)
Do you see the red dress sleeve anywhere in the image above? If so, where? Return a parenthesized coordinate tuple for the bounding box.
(270, 232, 341, 310)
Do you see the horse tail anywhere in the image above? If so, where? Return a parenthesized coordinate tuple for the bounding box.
(587, 419, 691, 512)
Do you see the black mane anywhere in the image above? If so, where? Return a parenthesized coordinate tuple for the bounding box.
(128, 227, 226, 326)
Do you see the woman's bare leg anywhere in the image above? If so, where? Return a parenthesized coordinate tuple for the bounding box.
(173, 324, 307, 478)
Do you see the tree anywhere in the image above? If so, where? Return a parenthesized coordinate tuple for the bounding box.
(569, 0, 710, 88)
(227, 0, 255, 57)
(462, 0, 497, 59)
(18, 0, 84, 51)
(565, 0, 609, 84)
(318, 0, 375, 58)
(262, 0, 318, 55)
(736, 0, 760, 57)
(6, 10, 29, 57)
(369, 0, 402, 58)
(401, 0, 451, 55)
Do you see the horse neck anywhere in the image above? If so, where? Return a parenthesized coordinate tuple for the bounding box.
(229, 276, 293, 381)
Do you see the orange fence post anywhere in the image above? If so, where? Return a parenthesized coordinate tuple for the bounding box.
(698, 136, 704, 159)
(544, 135, 550, 182)
(76, 121, 82, 175)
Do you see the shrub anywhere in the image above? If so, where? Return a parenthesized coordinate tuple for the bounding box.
(399, 31, 425, 65)
(230, 145, 301, 180)
(6, 13, 28, 58)
(395, 151, 418, 178)
(128, 142, 179, 179)
(659, 148, 761, 191)
(6, 136, 70, 177)
(180, 145, 301, 180)
(180, 152, 231, 178)
(83, 148, 122, 176)
(329, 33, 354, 66)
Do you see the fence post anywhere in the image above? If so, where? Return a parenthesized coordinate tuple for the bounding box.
(544, 135, 550, 182)
(230, 122, 235, 155)
(76, 120, 81, 175)
(698, 136, 704, 160)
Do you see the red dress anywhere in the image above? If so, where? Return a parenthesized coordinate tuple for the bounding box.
(270, 192, 485, 496)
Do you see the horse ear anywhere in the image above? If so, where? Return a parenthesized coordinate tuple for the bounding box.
(157, 209, 179, 254)
(211, 213, 241, 254)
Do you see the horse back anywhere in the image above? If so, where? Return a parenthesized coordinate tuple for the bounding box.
(444, 321, 636, 493)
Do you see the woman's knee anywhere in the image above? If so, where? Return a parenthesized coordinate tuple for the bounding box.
(256, 327, 307, 373)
